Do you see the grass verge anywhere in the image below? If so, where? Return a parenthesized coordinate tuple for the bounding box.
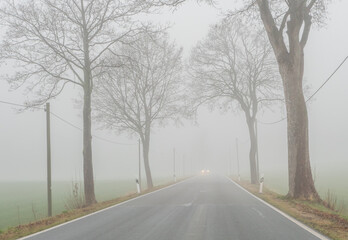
(233, 178, 348, 240)
(0, 179, 186, 240)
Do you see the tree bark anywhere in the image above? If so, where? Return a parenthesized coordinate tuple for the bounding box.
(83, 84, 97, 205)
(82, 7, 96, 205)
(142, 127, 153, 189)
(280, 63, 319, 200)
(246, 115, 259, 184)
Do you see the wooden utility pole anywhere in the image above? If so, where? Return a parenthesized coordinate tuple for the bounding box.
(190, 158, 193, 176)
(173, 148, 176, 182)
(138, 139, 141, 191)
(229, 148, 232, 177)
(45, 103, 52, 217)
(182, 154, 185, 178)
(236, 138, 240, 181)
(255, 119, 260, 181)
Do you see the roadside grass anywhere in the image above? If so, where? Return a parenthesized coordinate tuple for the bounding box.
(233, 178, 348, 240)
(263, 172, 348, 216)
(0, 178, 173, 230)
(0, 180, 136, 230)
(0, 179, 185, 240)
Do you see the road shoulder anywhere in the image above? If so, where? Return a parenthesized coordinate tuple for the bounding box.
(229, 177, 348, 240)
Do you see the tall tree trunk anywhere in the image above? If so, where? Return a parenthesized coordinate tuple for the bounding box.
(82, 9, 96, 205)
(246, 115, 259, 184)
(83, 84, 96, 205)
(256, 0, 319, 200)
(142, 129, 153, 189)
(280, 63, 319, 200)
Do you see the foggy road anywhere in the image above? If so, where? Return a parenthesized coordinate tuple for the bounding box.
(22, 175, 328, 240)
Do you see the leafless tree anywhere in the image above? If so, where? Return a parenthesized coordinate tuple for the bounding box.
(230, 0, 331, 200)
(0, 0, 184, 205)
(94, 31, 183, 189)
(189, 19, 281, 184)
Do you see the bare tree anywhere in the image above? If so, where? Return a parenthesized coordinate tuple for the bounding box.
(94, 31, 183, 189)
(0, 0, 172, 205)
(189, 19, 281, 184)
(232, 0, 330, 199)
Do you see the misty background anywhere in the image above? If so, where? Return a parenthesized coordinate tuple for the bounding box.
(0, 0, 347, 198)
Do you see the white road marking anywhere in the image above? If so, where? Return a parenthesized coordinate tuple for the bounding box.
(19, 177, 195, 240)
(182, 202, 193, 207)
(252, 207, 265, 218)
(225, 176, 330, 240)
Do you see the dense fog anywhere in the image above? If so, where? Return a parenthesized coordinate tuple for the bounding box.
(0, 0, 347, 191)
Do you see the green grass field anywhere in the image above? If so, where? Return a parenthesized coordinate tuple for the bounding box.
(0, 178, 171, 231)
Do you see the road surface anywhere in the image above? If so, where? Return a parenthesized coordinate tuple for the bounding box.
(23, 175, 327, 240)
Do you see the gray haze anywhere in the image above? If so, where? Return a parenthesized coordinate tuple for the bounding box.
(0, 0, 347, 190)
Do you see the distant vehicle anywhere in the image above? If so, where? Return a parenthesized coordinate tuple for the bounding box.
(201, 169, 211, 175)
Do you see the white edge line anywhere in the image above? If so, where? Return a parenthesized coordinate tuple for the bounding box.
(225, 177, 330, 240)
(19, 177, 195, 240)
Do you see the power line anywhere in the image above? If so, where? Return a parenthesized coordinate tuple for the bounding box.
(93, 135, 137, 146)
(258, 117, 287, 125)
(259, 55, 348, 125)
(0, 99, 136, 146)
(50, 111, 82, 131)
(306, 55, 348, 102)
(0, 100, 44, 110)
(49, 111, 136, 146)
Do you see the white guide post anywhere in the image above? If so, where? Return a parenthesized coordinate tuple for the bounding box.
(259, 174, 264, 194)
(136, 178, 141, 194)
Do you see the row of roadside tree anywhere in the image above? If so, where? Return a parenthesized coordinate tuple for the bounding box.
(0, 0, 326, 206)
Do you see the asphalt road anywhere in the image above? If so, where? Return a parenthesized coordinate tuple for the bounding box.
(23, 175, 327, 240)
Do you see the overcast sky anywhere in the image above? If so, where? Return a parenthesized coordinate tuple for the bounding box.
(0, 0, 347, 192)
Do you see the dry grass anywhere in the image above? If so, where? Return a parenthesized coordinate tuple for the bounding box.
(0, 180, 183, 240)
(64, 181, 85, 210)
(234, 178, 348, 240)
(323, 189, 347, 214)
